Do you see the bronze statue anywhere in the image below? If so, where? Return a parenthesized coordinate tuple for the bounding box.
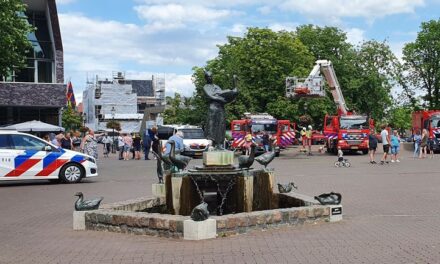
(203, 71, 238, 149)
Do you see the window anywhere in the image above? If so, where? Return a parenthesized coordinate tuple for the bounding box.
(233, 124, 242, 131)
(340, 117, 368, 129)
(251, 124, 277, 132)
(0, 135, 11, 149)
(180, 129, 205, 139)
(10, 135, 47, 151)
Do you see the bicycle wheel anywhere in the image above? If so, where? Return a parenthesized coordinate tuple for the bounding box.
(334, 161, 340, 167)
(344, 162, 351, 168)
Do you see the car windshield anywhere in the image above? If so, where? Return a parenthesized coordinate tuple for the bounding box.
(180, 129, 205, 139)
(251, 124, 277, 133)
(340, 117, 368, 129)
(431, 117, 440, 128)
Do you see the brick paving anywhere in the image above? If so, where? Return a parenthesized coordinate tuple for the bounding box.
(1, 145, 440, 264)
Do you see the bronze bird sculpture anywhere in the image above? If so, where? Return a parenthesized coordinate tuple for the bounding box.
(238, 144, 256, 169)
(255, 140, 276, 168)
(74, 192, 103, 211)
(168, 140, 191, 171)
(314, 192, 342, 205)
(190, 202, 209, 221)
(151, 151, 164, 183)
(277, 182, 298, 193)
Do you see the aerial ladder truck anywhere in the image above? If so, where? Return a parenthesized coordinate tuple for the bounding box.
(286, 60, 373, 154)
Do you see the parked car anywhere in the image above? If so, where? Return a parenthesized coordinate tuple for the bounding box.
(0, 130, 98, 183)
(157, 125, 212, 157)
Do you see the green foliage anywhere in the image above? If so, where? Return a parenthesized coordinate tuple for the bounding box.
(403, 19, 440, 109)
(192, 28, 314, 124)
(106, 120, 121, 131)
(388, 105, 413, 132)
(62, 106, 82, 131)
(0, 0, 34, 77)
(162, 93, 205, 125)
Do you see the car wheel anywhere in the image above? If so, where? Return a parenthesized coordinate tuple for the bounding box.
(362, 150, 368, 155)
(59, 163, 84, 183)
(275, 151, 280, 157)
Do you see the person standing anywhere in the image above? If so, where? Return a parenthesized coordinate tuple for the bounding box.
(101, 134, 112, 158)
(72, 131, 81, 151)
(306, 125, 313, 156)
(143, 129, 152, 160)
(262, 132, 270, 152)
(413, 129, 422, 158)
(380, 124, 390, 165)
(151, 127, 160, 157)
(300, 127, 307, 152)
(244, 132, 253, 155)
(81, 129, 102, 160)
(368, 128, 378, 164)
(117, 134, 125, 160)
(390, 130, 401, 162)
(428, 136, 435, 159)
(123, 133, 133, 161)
(419, 128, 428, 159)
(60, 132, 73, 150)
(133, 133, 142, 160)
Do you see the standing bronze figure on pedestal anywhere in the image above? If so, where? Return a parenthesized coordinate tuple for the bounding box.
(203, 71, 238, 149)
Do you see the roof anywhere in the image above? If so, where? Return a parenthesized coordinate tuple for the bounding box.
(132, 80, 154, 97)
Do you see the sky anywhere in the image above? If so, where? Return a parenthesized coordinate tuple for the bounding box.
(55, 0, 440, 102)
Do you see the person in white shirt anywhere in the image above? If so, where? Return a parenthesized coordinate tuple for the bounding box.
(380, 124, 391, 165)
(117, 134, 125, 160)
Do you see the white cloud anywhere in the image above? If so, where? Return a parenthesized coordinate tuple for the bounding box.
(125, 71, 194, 96)
(231, 23, 246, 33)
(134, 4, 232, 30)
(268, 22, 298, 32)
(280, 0, 425, 21)
(345, 28, 365, 45)
(257, 5, 272, 15)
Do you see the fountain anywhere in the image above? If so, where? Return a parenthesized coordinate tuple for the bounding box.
(75, 71, 342, 239)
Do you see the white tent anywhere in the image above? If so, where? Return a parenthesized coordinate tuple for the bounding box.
(4, 120, 65, 132)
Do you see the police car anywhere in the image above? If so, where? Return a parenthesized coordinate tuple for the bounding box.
(0, 130, 98, 183)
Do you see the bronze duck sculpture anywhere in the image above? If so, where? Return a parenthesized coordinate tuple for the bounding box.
(168, 140, 191, 171)
(314, 192, 342, 205)
(74, 192, 103, 211)
(277, 182, 298, 193)
(190, 202, 209, 221)
(255, 142, 276, 169)
(238, 144, 256, 169)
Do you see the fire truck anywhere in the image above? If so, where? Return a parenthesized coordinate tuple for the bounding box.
(412, 110, 440, 151)
(230, 113, 295, 156)
(286, 60, 373, 154)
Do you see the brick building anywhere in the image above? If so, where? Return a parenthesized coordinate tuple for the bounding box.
(0, 0, 65, 126)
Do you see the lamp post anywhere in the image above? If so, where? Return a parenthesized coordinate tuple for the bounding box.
(111, 106, 116, 153)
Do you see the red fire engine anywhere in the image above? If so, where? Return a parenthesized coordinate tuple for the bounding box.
(286, 60, 373, 154)
(231, 113, 295, 156)
(412, 110, 440, 151)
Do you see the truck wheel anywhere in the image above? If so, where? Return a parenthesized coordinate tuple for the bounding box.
(59, 163, 84, 183)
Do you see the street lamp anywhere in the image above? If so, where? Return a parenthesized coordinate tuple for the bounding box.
(111, 106, 116, 153)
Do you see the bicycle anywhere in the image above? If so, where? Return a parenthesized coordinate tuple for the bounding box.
(334, 159, 351, 168)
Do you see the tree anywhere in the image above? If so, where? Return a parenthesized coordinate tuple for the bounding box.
(106, 120, 121, 132)
(403, 19, 440, 109)
(62, 106, 82, 131)
(192, 28, 314, 124)
(388, 104, 413, 133)
(0, 0, 34, 78)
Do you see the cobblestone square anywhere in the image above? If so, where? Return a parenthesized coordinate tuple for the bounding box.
(1, 146, 440, 264)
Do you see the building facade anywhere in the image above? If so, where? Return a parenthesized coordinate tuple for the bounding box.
(0, 0, 65, 126)
(82, 72, 165, 132)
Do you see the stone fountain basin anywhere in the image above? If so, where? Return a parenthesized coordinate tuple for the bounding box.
(82, 192, 340, 239)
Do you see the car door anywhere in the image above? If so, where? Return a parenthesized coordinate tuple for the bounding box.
(9, 134, 52, 178)
(0, 134, 16, 178)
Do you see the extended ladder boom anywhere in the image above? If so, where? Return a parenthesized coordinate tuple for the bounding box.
(316, 60, 348, 116)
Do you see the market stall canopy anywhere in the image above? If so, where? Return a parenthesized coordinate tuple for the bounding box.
(4, 120, 65, 132)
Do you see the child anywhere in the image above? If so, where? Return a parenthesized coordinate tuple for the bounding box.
(390, 130, 401, 162)
(337, 146, 343, 163)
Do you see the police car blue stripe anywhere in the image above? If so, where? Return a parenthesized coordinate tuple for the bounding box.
(42, 152, 64, 168)
(71, 155, 85, 163)
(14, 150, 39, 168)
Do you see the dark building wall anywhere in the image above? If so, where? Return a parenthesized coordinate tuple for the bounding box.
(0, 82, 66, 107)
(132, 80, 154, 97)
(48, 0, 64, 83)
